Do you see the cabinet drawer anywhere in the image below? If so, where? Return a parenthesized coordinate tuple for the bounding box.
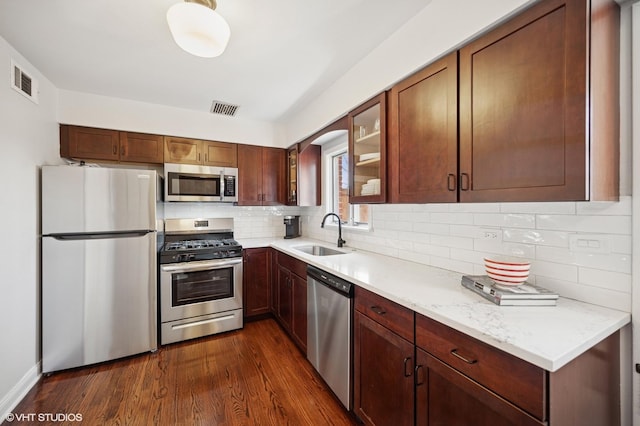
(416, 314, 546, 421)
(276, 252, 307, 278)
(355, 286, 414, 342)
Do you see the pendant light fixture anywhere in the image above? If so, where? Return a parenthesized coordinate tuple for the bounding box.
(166, 0, 231, 58)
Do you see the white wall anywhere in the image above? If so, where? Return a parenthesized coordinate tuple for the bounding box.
(57, 90, 286, 148)
(0, 36, 61, 418)
(284, 0, 534, 144)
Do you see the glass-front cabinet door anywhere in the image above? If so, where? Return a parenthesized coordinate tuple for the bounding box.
(349, 93, 386, 203)
(287, 147, 298, 205)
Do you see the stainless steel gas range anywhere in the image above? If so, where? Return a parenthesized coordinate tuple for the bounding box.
(159, 218, 243, 345)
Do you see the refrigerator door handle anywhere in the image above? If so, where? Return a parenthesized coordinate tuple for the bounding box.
(49, 230, 154, 241)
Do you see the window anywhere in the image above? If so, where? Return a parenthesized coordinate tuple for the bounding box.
(327, 147, 370, 229)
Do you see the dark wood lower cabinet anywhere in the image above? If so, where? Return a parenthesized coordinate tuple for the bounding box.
(290, 272, 307, 353)
(276, 264, 293, 331)
(272, 250, 307, 354)
(354, 311, 414, 426)
(242, 248, 271, 319)
(415, 348, 544, 426)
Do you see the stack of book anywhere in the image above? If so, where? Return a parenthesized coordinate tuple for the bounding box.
(461, 275, 559, 306)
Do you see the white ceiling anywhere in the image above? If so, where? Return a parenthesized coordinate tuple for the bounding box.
(0, 0, 431, 123)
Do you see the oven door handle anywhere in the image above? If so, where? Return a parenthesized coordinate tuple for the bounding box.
(161, 257, 242, 273)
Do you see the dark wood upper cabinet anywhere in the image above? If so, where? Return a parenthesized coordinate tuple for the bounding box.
(120, 132, 163, 164)
(349, 93, 387, 204)
(163, 136, 200, 164)
(458, 0, 619, 202)
(60, 125, 163, 164)
(237, 144, 286, 206)
(202, 140, 237, 167)
(164, 136, 237, 167)
(287, 147, 298, 205)
(287, 144, 321, 206)
(287, 115, 347, 206)
(261, 146, 286, 205)
(388, 52, 458, 203)
(60, 125, 120, 162)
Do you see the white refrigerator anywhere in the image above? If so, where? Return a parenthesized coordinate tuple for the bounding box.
(41, 165, 158, 373)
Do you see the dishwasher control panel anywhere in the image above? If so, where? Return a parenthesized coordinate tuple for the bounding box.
(307, 265, 354, 297)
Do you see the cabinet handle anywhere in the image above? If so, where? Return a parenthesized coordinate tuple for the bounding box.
(415, 364, 425, 386)
(450, 349, 477, 364)
(198, 153, 201, 162)
(403, 357, 413, 377)
(460, 173, 470, 191)
(204, 154, 208, 162)
(113, 145, 118, 155)
(370, 305, 386, 315)
(447, 174, 456, 191)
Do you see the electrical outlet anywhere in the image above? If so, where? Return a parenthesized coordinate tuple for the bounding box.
(480, 228, 502, 241)
(569, 234, 611, 253)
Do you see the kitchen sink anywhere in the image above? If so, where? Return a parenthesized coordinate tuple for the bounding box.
(293, 245, 346, 256)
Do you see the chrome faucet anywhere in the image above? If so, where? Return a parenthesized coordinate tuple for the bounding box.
(321, 213, 346, 248)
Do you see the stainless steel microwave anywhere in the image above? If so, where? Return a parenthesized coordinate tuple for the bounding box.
(164, 163, 238, 203)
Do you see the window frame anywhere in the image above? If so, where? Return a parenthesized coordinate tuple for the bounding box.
(324, 141, 371, 231)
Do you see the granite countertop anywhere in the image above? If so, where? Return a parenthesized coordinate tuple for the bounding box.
(239, 237, 630, 372)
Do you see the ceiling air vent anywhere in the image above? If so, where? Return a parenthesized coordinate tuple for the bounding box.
(210, 100, 239, 117)
(11, 60, 39, 104)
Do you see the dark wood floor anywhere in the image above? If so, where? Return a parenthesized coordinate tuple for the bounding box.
(9, 319, 357, 425)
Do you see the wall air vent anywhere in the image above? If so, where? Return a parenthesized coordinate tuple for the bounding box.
(11, 60, 39, 104)
(210, 100, 239, 117)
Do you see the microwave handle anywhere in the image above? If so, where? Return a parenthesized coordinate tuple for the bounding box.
(220, 171, 225, 202)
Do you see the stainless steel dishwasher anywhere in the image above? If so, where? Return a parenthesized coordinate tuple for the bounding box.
(307, 265, 354, 410)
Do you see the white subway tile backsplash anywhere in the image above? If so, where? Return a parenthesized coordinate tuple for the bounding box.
(611, 235, 632, 254)
(374, 220, 413, 232)
(450, 248, 485, 265)
(500, 202, 576, 214)
(503, 229, 570, 248)
(536, 245, 631, 274)
(413, 222, 450, 235)
(450, 224, 482, 238)
(430, 235, 474, 250)
(303, 197, 632, 313)
(449, 203, 501, 213)
(530, 260, 578, 282)
(416, 203, 450, 212)
(578, 268, 632, 293)
(536, 214, 631, 234)
(536, 277, 631, 312)
(397, 249, 431, 266)
(429, 256, 475, 275)
(413, 242, 450, 257)
(430, 212, 474, 225)
(503, 243, 536, 259)
(473, 213, 536, 229)
(473, 239, 509, 255)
